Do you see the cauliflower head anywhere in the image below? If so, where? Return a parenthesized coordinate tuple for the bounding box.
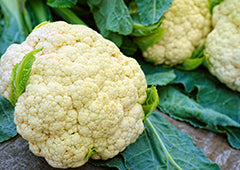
(143, 0, 211, 65)
(0, 21, 147, 168)
(205, 0, 240, 92)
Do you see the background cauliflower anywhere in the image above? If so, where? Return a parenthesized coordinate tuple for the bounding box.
(143, 0, 211, 66)
(0, 21, 147, 168)
(205, 0, 240, 92)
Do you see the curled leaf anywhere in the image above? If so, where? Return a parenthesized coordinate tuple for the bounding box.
(9, 48, 42, 105)
(142, 86, 159, 120)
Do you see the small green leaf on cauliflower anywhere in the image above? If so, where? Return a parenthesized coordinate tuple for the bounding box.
(0, 21, 149, 168)
(86, 147, 97, 162)
(142, 0, 212, 66)
(32, 21, 50, 31)
(208, 0, 224, 15)
(205, 0, 240, 92)
(9, 48, 42, 106)
(142, 86, 159, 120)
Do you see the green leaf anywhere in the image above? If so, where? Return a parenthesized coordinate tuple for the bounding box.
(9, 48, 42, 106)
(129, 0, 173, 49)
(146, 70, 176, 86)
(119, 36, 138, 56)
(88, 0, 133, 35)
(157, 85, 240, 149)
(32, 21, 50, 31)
(140, 60, 240, 149)
(51, 8, 87, 26)
(0, 0, 27, 56)
(86, 147, 97, 162)
(136, 0, 173, 26)
(47, 0, 77, 8)
(130, 13, 163, 37)
(90, 155, 126, 169)
(142, 86, 159, 120)
(26, 0, 52, 29)
(134, 26, 166, 51)
(87, 0, 133, 46)
(90, 111, 220, 170)
(176, 55, 205, 71)
(203, 51, 211, 71)
(208, 0, 224, 15)
(0, 95, 16, 142)
(176, 44, 205, 71)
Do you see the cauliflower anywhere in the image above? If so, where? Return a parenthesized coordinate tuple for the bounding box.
(143, 0, 211, 66)
(0, 21, 147, 168)
(205, 0, 240, 92)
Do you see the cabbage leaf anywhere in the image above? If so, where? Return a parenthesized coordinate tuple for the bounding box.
(0, 95, 16, 142)
(140, 60, 240, 149)
(0, 0, 27, 56)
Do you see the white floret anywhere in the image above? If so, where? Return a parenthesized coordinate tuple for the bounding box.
(205, 0, 240, 92)
(0, 43, 34, 98)
(0, 21, 147, 168)
(143, 0, 211, 65)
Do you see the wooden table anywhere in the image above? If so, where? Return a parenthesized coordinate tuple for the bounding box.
(0, 110, 239, 170)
